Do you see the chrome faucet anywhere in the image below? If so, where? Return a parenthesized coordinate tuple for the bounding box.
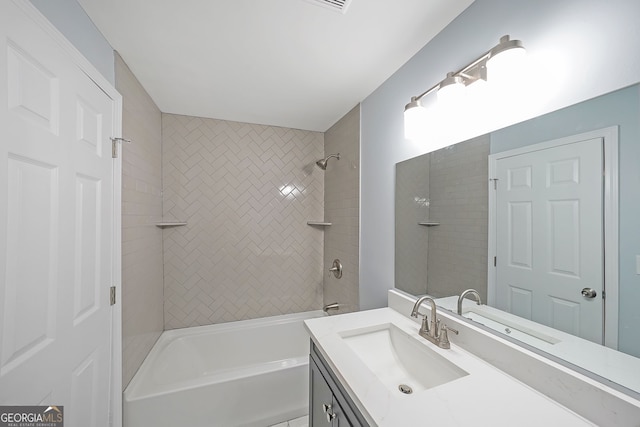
(457, 289, 482, 315)
(410, 296, 458, 349)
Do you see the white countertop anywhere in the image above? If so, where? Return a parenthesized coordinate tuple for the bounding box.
(305, 307, 594, 426)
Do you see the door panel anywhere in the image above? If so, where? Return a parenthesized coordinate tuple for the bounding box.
(509, 286, 533, 320)
(496, 138, 603, 344)
(549, 297, 580, 335)
(7, 40, 60, 134)
(508, 201, 532, 269)
(2, 156, 58, 374)
(71, 350, 101, 427)
(548, 199, 580, 276)
(73, 174, 101, 325)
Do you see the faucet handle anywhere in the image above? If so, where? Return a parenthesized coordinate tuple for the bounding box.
(438, 324, 459, 349)
(422, 314, 431, 333)
(443, 324, 458, 335)
(412, 311, 431, 334)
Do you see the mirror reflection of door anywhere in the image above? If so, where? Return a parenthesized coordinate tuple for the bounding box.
(494, 137, 603, 344)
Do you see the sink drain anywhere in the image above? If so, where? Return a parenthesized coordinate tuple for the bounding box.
(398, 384, 413, 394)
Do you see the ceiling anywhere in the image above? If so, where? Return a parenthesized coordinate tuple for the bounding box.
(77, 0, 474, 132)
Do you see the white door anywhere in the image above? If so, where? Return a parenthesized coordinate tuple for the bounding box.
(0, 2, 119, 425)
(494, 138, 603, 344)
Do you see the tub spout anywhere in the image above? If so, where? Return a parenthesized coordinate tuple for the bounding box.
(323, 302, 340, 312)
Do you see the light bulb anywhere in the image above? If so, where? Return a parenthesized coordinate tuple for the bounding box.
(487, 36, 526, 86)
(437, 73, 466, 110)
(404, 99, 428, 141)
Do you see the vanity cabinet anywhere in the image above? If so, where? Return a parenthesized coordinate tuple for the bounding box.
(309, 342, 368, 427)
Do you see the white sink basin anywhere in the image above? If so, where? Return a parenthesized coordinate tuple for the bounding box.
(339, 323, 468, 394)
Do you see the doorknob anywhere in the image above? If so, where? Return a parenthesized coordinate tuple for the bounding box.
(581, 288, 597, 298)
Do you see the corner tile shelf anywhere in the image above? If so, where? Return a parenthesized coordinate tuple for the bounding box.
(155, 222, 188, 228)
(418, 221, 440, 226)
(307, 221, 332, 226)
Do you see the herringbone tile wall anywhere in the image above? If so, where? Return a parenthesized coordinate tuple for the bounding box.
(162, 114, 325, 329)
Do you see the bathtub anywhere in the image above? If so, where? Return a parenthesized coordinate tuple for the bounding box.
(124, 310, 325, 427)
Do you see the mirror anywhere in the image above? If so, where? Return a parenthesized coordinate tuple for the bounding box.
(395, 83, 640, 395)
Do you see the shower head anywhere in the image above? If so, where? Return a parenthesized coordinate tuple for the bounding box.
(316, 153, 340, 170)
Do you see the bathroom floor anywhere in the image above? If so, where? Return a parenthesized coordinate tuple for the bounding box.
(269, 415, 308, 427)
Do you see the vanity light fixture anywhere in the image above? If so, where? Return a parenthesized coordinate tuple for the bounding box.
(404, 35, 525, 140)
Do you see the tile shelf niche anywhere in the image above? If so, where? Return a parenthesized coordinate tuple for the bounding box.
(155, 222, 188, 228)
(307, 221, 332, 226)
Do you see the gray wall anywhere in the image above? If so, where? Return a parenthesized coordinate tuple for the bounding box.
(360, 0, 640, 310)
(115, 54, 164, 388)
(490, 84, 640, 358)
(323, 105, 360, 313)
(29, 0, 114, 84)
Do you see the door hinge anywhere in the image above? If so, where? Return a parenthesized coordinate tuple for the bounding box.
(602, 290, 606, 300)
(110, 137, 131, 158)
(110, 286, 116, 305)
(494, 256, 497, 267)
(490, 178, 498, 190)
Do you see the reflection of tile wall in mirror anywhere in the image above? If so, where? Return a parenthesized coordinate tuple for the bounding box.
(395, 135, 489, 300)
(395, 153, 430, 296)
(427, 135, 489, 301)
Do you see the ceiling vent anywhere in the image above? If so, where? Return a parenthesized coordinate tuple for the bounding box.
(304, 0, 352, 14)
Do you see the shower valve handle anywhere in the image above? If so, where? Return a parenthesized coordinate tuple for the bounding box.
(329, 259, 343, 279)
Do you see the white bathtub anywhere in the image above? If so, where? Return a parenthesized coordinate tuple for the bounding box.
(124, 310, 325, 427)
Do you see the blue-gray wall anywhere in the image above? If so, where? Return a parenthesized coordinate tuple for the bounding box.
(490, 84, 640, 357)
(30, 0, 114, 84)
(360, 0, 640, 310)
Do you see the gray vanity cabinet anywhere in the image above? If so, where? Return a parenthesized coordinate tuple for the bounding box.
(309, 342, 368, 427)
